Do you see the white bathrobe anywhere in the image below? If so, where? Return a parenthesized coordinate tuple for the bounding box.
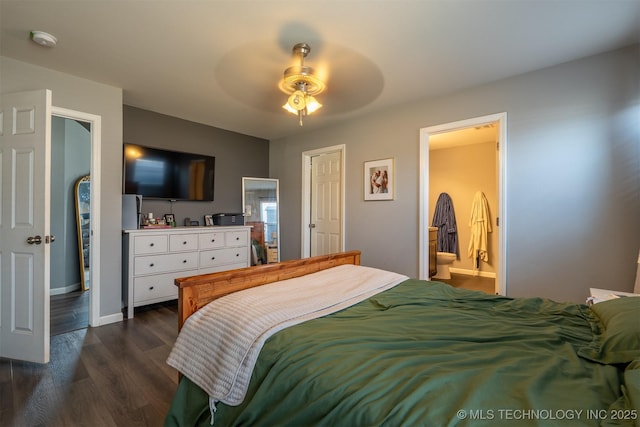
(468, 191, 492, 263)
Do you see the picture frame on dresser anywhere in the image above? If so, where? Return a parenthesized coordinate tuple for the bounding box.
(204, 214, 213, 226)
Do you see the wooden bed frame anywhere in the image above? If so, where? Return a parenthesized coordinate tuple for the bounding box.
(174, 250, 361, 330)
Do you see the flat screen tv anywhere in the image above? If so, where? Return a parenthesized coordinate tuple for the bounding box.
(123, 143, 215, 201)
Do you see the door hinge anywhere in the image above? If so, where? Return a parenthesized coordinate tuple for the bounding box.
(496, 141, 499, 150)
(496, 217, 500, 227)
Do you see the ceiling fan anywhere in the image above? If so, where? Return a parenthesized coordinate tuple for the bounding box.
(278, 43, 326, 126)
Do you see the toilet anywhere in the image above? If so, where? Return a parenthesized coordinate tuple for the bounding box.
(434, 252, 456, 280)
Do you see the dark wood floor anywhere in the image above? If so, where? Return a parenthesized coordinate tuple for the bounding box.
(51, 290, 89, 336)
(1, 302, 180, 427)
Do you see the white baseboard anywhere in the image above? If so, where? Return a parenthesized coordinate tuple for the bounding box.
(450, 267, 496, 279)
(50, 283, 81, 296)
(96, 312, 124, 326)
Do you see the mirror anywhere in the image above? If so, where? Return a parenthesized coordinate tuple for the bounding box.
(242, 177, 280, 265)
(75, 175, 90, 291)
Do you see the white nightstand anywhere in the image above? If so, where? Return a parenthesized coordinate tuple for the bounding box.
(587, 288, 640, 305)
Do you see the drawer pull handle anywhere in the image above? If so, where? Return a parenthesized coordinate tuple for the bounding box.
(236, 237, 240, 241)
(236, 253, 240, 257)
(183, 241, 187, 245)
(211, 239, 215, 242)
(183, 259, 187, 263)
(211, 256, 216, 260)
(150, 243, 154, 247)
(149, 286, 154, 290)
(150, 263, 155, 267)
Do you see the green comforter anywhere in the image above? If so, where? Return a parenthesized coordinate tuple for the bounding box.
(166, 280, 638, 426)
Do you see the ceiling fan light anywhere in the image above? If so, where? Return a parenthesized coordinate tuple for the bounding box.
(305, 96, 322, 114)
(282, 102, 298, 114)
(287, 90, 307, 111)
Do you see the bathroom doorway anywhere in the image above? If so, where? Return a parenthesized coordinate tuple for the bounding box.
(419, 113, 507, 295)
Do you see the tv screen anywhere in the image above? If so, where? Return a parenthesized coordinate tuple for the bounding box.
(123, 143, 215, 201)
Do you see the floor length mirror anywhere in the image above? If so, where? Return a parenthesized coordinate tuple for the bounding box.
(242, 177, 280, 265)
(75, 174, 91, 290)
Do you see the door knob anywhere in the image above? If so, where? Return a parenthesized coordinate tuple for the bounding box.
(26, 235, 43, 245)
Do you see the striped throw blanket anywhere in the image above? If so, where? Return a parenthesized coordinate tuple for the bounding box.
(166, 264, 408, 407)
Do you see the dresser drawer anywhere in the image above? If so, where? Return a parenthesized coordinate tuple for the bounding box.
(134, 252, 199, 275)
(132, 269, 197, 304)
(225, 230, 249, 247)
(169, 233, 199, 252)
(134, 234, 168, 255)
(198, 232, 226, 250)
(199, 247, 248, 268)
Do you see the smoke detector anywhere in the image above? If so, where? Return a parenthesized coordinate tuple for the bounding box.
(30, 31, 57, 47)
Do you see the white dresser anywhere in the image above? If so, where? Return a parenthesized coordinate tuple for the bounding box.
(123, 226, 251, 318)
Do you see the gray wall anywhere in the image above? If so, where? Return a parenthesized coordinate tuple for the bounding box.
(1, 56, 124, 319)
(270, 45, 640, 303)
(123, 106, 269, 227)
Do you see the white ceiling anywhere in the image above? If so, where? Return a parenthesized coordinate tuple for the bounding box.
(1, 1, 638, 141)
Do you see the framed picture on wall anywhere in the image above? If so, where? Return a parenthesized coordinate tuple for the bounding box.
(364, 158, 394, 201)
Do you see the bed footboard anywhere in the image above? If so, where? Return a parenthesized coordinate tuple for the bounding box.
(175, 250, 361, 330)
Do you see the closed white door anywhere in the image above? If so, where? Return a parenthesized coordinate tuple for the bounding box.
(0, 89, 52, 363)
(310, 151, 342, 256)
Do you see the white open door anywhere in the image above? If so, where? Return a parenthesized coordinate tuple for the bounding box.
(0, 89, 52, 363)
(310, 151, 342, 256)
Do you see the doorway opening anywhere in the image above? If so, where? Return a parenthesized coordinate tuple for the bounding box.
(50, 116, 90, 335)
(419, 113, 507, 295)
(51, 107, 102, 332)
